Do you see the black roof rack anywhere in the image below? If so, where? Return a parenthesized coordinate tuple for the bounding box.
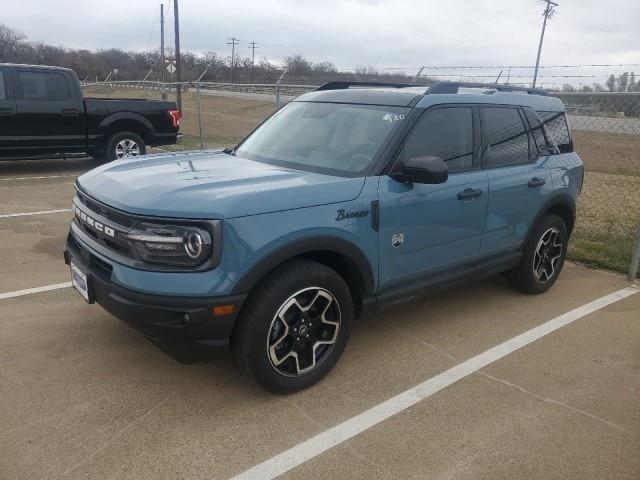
(315, 81, 415, 91)
(428, 81, 547, 96)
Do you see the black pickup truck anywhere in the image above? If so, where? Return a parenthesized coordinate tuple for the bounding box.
(0, 64, 180, 161)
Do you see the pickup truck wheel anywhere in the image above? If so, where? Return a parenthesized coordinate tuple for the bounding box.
(232, 259, 353, 394)
(510, 213, 568, 294)
(106, 132, 146, 161)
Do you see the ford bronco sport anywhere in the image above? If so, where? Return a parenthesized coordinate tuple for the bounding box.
(64, 81, 583, 393)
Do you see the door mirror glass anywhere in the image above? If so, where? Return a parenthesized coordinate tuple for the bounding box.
(397, 156, 448, 184)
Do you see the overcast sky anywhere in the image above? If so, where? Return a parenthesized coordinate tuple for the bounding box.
(4, 0, 640, 84)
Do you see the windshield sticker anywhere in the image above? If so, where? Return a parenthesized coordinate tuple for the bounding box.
(382, 113, 405, 123)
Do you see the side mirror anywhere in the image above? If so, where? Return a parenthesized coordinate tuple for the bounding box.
(396, 156, 448, 184)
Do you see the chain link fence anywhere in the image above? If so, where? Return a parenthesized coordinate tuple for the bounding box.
(81, 81, 640, 279)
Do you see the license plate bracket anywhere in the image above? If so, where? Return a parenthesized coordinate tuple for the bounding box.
(70, 261, 93, 303)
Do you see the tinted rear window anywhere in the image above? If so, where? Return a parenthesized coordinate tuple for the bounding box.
(0, 71, 7, 100)
(482, 107, 531, 168)
(18, 71, 71, 100)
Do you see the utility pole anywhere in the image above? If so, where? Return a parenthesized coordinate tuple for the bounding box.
(249, 41, 258, 84)
(174, 0, 182, 111)
(160, 3, 165, 83)
(533, 0, 558, 88)
(227, 37, 239, 83)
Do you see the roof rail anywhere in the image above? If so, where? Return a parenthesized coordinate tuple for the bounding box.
(315, 81, 414, 91)
(428, 81, 547, 96)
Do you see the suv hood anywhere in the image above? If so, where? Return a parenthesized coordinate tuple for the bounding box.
(76, 151, 365, 219)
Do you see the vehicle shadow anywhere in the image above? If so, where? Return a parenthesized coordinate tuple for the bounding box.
(0, 156, 95, 176)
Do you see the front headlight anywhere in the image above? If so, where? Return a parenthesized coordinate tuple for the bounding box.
(125, 222, 213, 267)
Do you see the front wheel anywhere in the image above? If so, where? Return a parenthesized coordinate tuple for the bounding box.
(105, 131, 146, 161)
(232, 260, 353, 394)
(510, 213, 568, 294)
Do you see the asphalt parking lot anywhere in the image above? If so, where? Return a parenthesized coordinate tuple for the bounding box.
(1, 157, 639, 480)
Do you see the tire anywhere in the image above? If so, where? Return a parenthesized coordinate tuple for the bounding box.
(232, 259, 353, 394)
(510, 213, 568, 294)
(105, 131, 146, 161)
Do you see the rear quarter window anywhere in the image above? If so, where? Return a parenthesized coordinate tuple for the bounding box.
(537, 111, 572, 153)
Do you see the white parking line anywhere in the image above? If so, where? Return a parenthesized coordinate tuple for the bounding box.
(0, 174, 80, 181)
(0, 282, 72, 300)
(230, 286, 639, 480)
(0, 209, 72, 219)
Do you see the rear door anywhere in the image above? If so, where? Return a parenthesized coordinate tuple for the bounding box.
(480, 105, 554, 256)
(0, 66, 19, 154)
(378, 105, 489, 291)
(13, 68, 85, 155)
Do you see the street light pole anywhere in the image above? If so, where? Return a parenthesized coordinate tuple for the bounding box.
(532, 0, 558, 88)
(160, 3, 165, 83)
(173, 0, 182, 112)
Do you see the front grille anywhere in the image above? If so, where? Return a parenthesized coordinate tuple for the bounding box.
(73, 189, 137, 260)
(76, 189, 137, 229)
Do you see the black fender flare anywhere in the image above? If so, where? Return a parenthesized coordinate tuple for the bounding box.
(99, 112, 155, 139)
(524, 192, 576, 246)
(230, 236, 376, 297)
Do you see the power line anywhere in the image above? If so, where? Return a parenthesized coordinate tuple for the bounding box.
(533, 0, 559, 88)
(415, 74, 623, 79)
(145, 6, 160, 52)
(249, 41, 259, 84)
(227, 36, 240, 83)
(339, 63, 640, 71)
(160, 3, 165, 83)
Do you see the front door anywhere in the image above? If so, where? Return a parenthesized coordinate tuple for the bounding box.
(378, 105, 488, 292)
(13, 68, 85, 155)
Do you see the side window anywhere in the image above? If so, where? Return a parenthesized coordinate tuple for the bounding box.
(400, 107, 474, 173)
(537, 111, 572, 153)
(482, 107, 530, 168)
(0, 70, 7, 100)
(18, 71, 71, 101)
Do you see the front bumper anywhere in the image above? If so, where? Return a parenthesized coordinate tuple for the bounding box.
(64, 229, 246, 353)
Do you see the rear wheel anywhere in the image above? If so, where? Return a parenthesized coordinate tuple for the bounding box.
(232, 260, 353, 394)
(510, 213, 568, 294)
(105, 131, 146, 161)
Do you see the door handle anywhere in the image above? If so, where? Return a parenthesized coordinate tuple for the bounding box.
(61, 108, 79, 117)
(528, 177, 546, 188)
(0, 107, 15, 116)
(457, 188, 483, 201)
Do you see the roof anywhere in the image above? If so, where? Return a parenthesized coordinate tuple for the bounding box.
(297, 88, 422, 107)
(416, 91, 565, 112)
(295, 81, 565, 112)
(0, 63, 74, 72)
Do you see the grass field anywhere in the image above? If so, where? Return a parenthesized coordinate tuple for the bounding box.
(85, 86, 640, 276)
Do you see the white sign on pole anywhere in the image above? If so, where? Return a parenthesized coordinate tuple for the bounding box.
(166, 63, 176, 74)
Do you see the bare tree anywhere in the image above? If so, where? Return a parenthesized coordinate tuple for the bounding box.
(0, 24, 27, 62)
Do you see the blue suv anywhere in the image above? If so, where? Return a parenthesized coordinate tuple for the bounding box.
(64, 81, 583, 393)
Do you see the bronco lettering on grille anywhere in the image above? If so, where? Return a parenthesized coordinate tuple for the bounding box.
(73, 204, 116, 238)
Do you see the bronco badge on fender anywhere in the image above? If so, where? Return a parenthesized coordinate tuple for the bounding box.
(335, 209, 369, 221)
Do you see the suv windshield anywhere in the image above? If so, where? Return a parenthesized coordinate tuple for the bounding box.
(236, 102, 408, 177)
